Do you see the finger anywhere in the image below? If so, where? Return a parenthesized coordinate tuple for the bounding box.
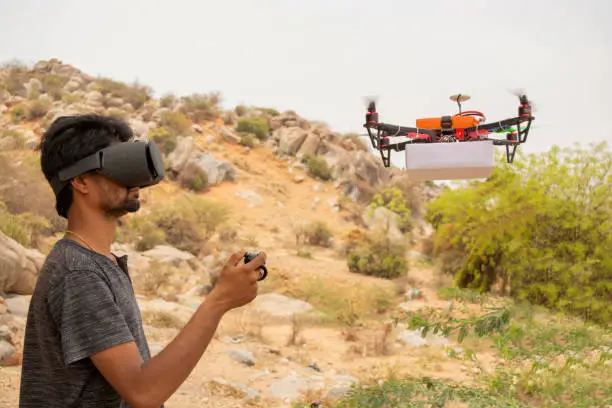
(246, 251, 267, 269)
(250, 271, 260, 284)
(228, 249, 246, 266)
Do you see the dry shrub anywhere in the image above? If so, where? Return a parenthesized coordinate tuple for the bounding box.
(25, 99, 51, 120)
(93, 77, 152, 109)
(0, 202, 50, 248)
(158, 110, 192, 135)
(140, 309, 184, 329)
(286, 314, 306, 346)
(295, 220, 333, 247)
(132, 259, 177, 296)
(0, 153, 66, 236)
(178, 92, 222, 122)
(283, 275, 397, 328)
(0, 60, 29, 96)
(216, 308, 267, 344)
(117, 194, 230, 256)
(39, 74, 70, 100)
(177, 161, 209, 192)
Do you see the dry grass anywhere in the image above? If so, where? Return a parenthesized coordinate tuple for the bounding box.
(215, 308, 268, 344)
(140, 309, 185, 330)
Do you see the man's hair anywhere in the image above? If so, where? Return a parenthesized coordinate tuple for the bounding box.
(40, 114, 134, 218)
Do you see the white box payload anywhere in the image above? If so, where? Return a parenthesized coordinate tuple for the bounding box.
(404, 141, 495, 181)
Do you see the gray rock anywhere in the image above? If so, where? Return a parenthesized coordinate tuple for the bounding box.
(0, 340, 15, 365)
(226, 348, 255, 366)
(84, 91, 104, 107)
(235, 190, 264, 206)
(0, 325, 10, 342)
(395, 328, 450, 348)
(268, 375, 310, 400)
(326, 385, 352, 400)
(251, 293, 313, 318)
(362, 206, 404, 242)
(194, 153, 236, 185)
(211, 377, 260, 402)
(0, 230, 45, 294)
(142, 245, 195, 267)
(3, 295, 29, 317)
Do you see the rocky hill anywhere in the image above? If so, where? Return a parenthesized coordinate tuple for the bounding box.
(0, 58, 452, 407)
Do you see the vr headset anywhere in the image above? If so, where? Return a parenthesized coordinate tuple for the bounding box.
(50, 140, 165, 216)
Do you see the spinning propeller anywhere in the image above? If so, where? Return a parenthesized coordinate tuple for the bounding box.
(508, 88, 537, 113)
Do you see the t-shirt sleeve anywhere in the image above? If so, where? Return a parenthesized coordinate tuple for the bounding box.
(47, 269, 135, 365)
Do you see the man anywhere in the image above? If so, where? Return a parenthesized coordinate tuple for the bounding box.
(19, 114, 266, 408)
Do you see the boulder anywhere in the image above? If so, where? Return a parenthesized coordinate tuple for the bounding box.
(0, 231, 45, 295)
(167, 136, 236, 185)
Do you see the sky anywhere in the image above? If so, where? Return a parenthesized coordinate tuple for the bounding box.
(1, 0, 611, 169)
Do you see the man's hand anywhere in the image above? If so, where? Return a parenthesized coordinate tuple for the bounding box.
(207, 250, 267, 314)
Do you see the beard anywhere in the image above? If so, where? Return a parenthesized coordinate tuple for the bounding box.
(101, 189, 140, 218)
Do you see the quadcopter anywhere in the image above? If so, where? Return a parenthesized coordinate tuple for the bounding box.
(362, 93, 535, 168)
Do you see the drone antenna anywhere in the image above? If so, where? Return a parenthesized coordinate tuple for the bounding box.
(450, 93, 470, 115)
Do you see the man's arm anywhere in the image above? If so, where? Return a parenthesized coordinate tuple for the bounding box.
(88, 250, 265, 408)
(90, 295, 226, 408)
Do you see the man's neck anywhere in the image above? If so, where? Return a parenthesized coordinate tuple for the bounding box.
(66, 210, 117, 258)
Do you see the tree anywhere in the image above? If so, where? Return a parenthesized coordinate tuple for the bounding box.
(426, 142, 612, 324)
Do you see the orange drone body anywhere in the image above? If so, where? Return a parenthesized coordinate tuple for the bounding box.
(415, 115, 480, 130)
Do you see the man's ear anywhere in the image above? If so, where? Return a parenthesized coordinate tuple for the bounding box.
(70, 174, 90, 195)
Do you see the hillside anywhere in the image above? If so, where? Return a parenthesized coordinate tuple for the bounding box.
(1, 58, 611, 408)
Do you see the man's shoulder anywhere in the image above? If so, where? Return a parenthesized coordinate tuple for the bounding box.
(36, 239, 109, 291)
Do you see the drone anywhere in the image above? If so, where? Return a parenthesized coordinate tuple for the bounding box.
(363, 92, 535, 168)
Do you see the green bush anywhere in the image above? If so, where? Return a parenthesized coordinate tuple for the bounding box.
(40, 74, 70, 100)
(369, 187, 413, 233)
(235, 117, 269, 141)
(0, 202, 51, 248)
(257, 107, 280, 116)
(426, 142, 612, 325)
(301, 154, 332, 181)
(158, 93, 176, 108)
(179, 92, 221, 122)
(234, 105, 247, 117)
(148, 126, 178, 155)
(238, 132, 256, 148)
(158, 111, 191, 135)
(347, 230, 408, 279)
(117, 195, 229, 255)
(177, 162, 209, 192)
(0, 154, 65, 234)
(10, 106, 26, 123)
(147, 195, 229, 255)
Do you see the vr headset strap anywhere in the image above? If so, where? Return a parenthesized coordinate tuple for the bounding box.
(49, 153, 103, 195)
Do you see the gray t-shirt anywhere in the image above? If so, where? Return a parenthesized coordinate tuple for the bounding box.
(19, 238, 158, 408)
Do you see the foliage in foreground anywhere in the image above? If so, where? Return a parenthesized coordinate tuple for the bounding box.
(295, 293, 612, 408)
(426, 142, 612, 325)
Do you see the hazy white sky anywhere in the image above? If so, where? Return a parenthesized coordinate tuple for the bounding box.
(1, 0, 611, 167)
